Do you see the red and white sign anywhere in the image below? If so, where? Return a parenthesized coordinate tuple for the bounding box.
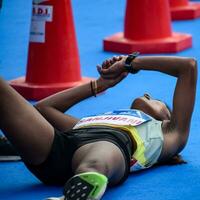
(30, 4, 53, 43)
(30, 21, 46, 43)
(32, 5, 53, 22)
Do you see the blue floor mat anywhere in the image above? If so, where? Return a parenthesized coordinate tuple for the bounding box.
(1, 0, 200, 199)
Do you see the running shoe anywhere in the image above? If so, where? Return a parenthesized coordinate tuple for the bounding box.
(47, 172, 108, 200)
(0, 136, 21, 161)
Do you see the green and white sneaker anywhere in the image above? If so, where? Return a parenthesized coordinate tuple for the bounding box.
(47, 172, 108, 200)
(63, 172, 108, 200)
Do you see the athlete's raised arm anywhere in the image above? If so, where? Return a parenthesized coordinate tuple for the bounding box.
(98, 55, 197, 160)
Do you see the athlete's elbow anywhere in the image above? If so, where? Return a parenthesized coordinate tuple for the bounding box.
(177, 136, 189, 154)
(182, 58, 197, 85)
(177, 124, 190, 144)
(187, 58, 197, 75)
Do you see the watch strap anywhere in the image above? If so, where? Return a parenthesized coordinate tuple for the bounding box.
(124, 52, 140, 74)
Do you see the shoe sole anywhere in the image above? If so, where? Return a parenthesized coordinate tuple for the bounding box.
(63, 172, 107, 200)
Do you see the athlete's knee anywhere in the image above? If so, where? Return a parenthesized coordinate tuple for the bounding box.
(74, 159, 110, 178)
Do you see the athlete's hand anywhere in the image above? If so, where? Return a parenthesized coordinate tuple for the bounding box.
(97, 55, 127, 79)
(100, 55, 123, 69)
(96, 56, 128, 91)
(97, 71, 128, 91)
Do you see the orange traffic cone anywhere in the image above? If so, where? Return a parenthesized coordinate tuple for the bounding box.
(104, 0, 192, 54)
(10, 0, 92, 100)
(170, 0, 200, 20)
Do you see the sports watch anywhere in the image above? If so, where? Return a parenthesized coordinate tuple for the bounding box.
(124, 52, 140, 74)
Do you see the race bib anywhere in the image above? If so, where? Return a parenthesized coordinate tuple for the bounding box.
(73, 109, 152, 129)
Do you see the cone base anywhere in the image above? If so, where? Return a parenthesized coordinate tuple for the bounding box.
(103, 32, 192, 54)
(171, 2, 200, 20)
(9, 76, 94, 100)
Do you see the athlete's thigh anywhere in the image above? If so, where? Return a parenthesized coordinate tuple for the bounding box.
(0, 78, 54, 164)
(72, 141, 127, 185)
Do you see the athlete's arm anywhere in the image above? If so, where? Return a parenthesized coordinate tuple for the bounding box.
(99, 56, 197, 160)
(34, 59, 127, 131)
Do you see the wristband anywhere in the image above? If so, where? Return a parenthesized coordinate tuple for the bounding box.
(124, 52, 140, 74)
(90, 80, 97, 97)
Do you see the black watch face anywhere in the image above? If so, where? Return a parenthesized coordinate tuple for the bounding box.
(126, 57, 132, 65)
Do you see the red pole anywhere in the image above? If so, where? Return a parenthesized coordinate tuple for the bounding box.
(170, 0, 200, 20)
(124, 0, 172, 40)
(104, 0, 192, 54)
(10, 0, 93, 100)
(170, 0, 188, 7)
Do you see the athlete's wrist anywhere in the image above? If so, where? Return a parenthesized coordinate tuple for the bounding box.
(124, 52, 140, 74)
(93, 78, 108, 96)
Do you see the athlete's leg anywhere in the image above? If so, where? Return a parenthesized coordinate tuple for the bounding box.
(0, 78, 54, 165)
(51, 141, 128, 200)
(46, 141, 127, 200)
(72, 141, 127, 185)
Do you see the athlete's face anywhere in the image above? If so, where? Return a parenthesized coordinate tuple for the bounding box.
(131, 93, 171, 121)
